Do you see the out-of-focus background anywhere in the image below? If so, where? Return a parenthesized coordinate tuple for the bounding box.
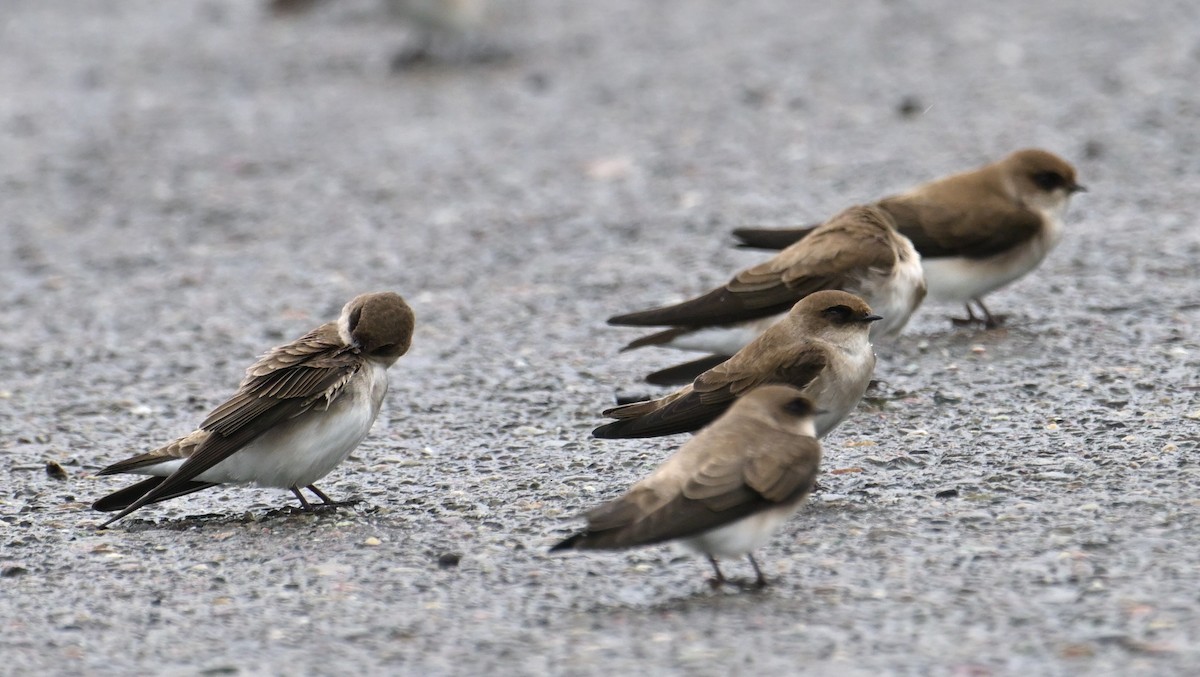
(2, 0, 1198, 674)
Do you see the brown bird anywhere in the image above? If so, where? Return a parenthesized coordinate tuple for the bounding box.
(92, 292, 415, 528)
(732, 149, 1085, 328)
(594, 290, 878, 439)
(554, 385, 823, 589)
(610, 205, 923, 385)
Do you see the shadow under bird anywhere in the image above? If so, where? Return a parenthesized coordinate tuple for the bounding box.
(732, 148, 1086, 328)
(594, 290, 879, 440)
(554, 385, 824, 589)
(610, 204, 924, 386)
(92, 292, 415, 528)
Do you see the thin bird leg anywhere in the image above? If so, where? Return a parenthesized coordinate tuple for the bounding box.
(747, 554, 769, 589)
(291, 487, 314, 511)
(973, 299, 1005, 329)
(707, 555, 728, 589)
(306, 484, 334, 504)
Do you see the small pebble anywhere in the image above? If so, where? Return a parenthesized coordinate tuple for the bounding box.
(363, 537, 382, 547)
(437, 553, 461, 568)
(896, 95, 924, 118)
(45, 461, 68, 480)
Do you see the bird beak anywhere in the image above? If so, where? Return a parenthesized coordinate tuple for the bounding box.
(862, 314, 883, 323)
(1069, 183, 1087, 194)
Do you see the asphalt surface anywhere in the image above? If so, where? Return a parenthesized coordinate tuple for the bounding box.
(3, 0, 1200, 674)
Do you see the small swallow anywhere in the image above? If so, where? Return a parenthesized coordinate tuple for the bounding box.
(554, 385, 824, 589)
(594, 290, 878, 439)
(733, 149, 1085, 328)
(610, 205, 923, 385)
(92, 292, 415, 528)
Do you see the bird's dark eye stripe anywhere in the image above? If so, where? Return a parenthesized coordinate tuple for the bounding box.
(1032, 171, 1066, 190)
(822, 305, 854, 320)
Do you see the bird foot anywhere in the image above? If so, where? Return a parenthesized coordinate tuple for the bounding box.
(950, 314, 1006, 329)
(304, 498, 360, 513)
(709, 576, 768, 591)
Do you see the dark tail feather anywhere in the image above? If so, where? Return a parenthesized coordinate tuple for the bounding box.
(619, 327, 693, 352)
(592, 417, 703, 439)
(549, 532, 586, 552)
(92, 477, 218, 516)
(731, 225, 817, 250)
(644, 354, 731, 386)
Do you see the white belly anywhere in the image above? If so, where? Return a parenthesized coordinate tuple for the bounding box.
(861, 254, 926, 340)
(679, 503, 801, 558)
(138, 363, 389, 489)
(807, 336, 876, 438)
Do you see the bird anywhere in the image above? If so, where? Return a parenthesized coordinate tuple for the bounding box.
(594, 290, 879, 440)
(92, 291, 415, 528)
(609, 204, 924, 385)
(553, 385, 824, 589)
(731, 149, 1086, 328)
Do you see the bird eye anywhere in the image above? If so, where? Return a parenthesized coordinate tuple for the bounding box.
(1031, 171, 1066, 191)
(822, 305, 854, 322)
(782, 397, 812, 416)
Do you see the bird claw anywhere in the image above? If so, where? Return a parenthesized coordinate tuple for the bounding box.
(302, 499, 359, 513)
(708, 576, 768, 591)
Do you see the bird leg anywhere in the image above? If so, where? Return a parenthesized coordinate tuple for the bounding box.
(707, 555, 729, 589)
(973, 299, 1006, 329)
(951, 300, 1006, 329)
(291, 487, 314, 511)
(746, 554, 769, 589)
(306, 484, 334, 504)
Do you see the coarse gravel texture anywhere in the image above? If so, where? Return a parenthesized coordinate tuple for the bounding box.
(3, 0, 1200, 675)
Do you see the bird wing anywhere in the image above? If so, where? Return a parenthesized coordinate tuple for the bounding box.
(608, 224, 891, 328)
(880, 192, 1043, 259)
(693, 341, 827, 400)
(593, 385, 720, 438)
(592, 343, 827, 439)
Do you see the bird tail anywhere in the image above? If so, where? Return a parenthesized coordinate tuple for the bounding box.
(549, 532, 586, 552)
(644, 354, 730, 386)
(92, 477, 218, 516)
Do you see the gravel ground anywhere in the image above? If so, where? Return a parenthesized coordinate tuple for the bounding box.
(3, 0, 1199, 674)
